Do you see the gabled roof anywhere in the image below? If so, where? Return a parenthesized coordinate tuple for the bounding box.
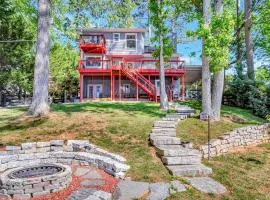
(78, 28, 148, 34)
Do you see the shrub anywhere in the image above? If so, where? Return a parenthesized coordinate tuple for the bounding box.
(225, 76, 270, 119)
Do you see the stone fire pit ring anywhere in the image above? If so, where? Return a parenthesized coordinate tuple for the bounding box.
(0, 163, 72, 198)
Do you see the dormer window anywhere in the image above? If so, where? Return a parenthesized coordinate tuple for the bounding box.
(113, 33, 120, 42)
(126, 33, 137, 50)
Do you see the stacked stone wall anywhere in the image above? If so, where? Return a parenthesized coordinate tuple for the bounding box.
(200, 124, 270, 158)
(0, 140, 129, 179)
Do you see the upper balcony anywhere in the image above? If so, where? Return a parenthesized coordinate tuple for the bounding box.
(79, 34, 106, 54)
(78, 58, 186, 76)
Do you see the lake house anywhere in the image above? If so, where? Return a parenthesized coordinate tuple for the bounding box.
(77, 28, 201, 101)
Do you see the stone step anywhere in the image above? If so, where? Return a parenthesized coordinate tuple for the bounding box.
(162, 155, 201, 165)
(167, 164, 212, 177)
(153, 121, 177, 128)
(162, 117, 180, 122)
(150, 136, 181, 146)
(186, 177, 226, 194)
(155, 145, 201, 157)
(151, 128, 176, 134)
(166, 114, 187, 120)
(150, 132, 176, 137)
(176, 108, 196, 116)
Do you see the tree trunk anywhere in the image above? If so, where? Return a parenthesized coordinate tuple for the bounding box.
(212, 69, 224, 120)
(28, 0, 50, 117)
(158, 0, 168, 111)
(201, 0, 212, 118)
(172, 17, 177, 53)
(244, 0, 254, 79)
(211, 0, 224, 121)
(235, 0, 243, 77)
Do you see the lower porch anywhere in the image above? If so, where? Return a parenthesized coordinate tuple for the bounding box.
(79, 75, 185, 101)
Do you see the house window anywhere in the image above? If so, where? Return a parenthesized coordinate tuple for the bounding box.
(127, 62, 134, 69)
(113, 33, 120, 42)
(85, 56, 102, 68)
(122, 84, 130, 94)
(126, 33, 137, 50)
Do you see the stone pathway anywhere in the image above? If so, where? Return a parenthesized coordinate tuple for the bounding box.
(65, 166, 118, 200)
(186, 177, 227, 194)
(114, 180, 150, 200)
(114, 180, 186, 200)
(150, 105, 227, 195)
(67, 188, 112, 200)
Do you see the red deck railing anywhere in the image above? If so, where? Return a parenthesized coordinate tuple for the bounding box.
(79, 34, 107, 54)
(78, 58, 186, 73)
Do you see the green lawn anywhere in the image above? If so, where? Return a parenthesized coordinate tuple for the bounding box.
(0, 102, 170, 182)
(169, 143, 270, 200)
(0, 102, 269, 199)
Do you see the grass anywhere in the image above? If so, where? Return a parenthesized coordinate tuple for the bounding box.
(169, 143, 270, 200)
(0, 102, 171, 182)
(0, 101, 269, 199)
(176, 100, 267, 147)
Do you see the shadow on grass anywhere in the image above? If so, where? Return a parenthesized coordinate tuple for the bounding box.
(177, 100, 202, 111)
(51, 102, 165, 118)
(177, 100, 266, 124)
(0, 114, 48, 133)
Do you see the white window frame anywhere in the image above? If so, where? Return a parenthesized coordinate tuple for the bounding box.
(113, 33, 120, 42)
(87, 84, 103, 98)
(85, 55, 102, 68)
(125, 33, 137, 51)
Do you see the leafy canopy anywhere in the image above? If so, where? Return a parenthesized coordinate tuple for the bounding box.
(149, 0, 173, 60)
(188, 0, 235, 73)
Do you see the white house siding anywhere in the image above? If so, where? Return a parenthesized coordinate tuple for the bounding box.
(82, 32, 145, 55)
(104, 32, 145, 55)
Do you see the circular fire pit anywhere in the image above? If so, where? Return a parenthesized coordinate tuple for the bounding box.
(0, 163, 72, 198)
(9, 165, 64, 179)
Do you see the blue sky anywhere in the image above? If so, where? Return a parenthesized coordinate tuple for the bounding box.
(177, 21, 202, 65)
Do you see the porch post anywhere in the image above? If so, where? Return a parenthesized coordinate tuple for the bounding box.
(136, 73, 139, 101)
(181, 74, 185, 100)
(119, 70, 121, 101)
(110, 71, 113, 100)
(92, 76, 94, 99)
(171, 76, 174, 101)
(112, 74, 115, 101)
(80, 74, 83, 102)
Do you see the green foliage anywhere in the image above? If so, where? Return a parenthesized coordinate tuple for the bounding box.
(62, 0, 138, 42)
(0, 0, 36, 93)
(225, 76, 270, 119)
(256, 65, 270, 92)
(50, 44, 78, 97)
(256, 0, 270, 56)
(189, 0, 235, 73)
(149, 0, 173, 60)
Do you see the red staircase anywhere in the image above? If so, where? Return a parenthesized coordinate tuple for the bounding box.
(121, 66, 157, 101)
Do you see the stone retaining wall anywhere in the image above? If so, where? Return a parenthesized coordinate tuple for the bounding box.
(200, 123, 270, 158)
(0, 140, 129, 178)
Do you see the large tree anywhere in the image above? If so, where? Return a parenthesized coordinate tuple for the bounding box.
(201, 0, 212, 117)
(28, 0, 51, 116)
(244, 0, 254, 79)
(149, 0, 173, 110)
(211, 0, 224, 121)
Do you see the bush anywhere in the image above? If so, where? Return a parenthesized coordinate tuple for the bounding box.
(225, 76, 270, 119)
